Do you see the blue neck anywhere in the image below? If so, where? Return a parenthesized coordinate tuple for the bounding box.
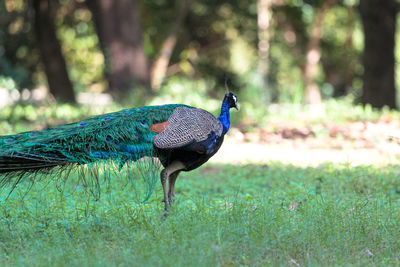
(217, 100, 230, 135)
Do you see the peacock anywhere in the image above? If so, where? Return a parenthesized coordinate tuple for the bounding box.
(0, 84, 238, 210)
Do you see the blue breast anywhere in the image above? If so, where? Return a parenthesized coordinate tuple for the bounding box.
(217, 101, 230, 135)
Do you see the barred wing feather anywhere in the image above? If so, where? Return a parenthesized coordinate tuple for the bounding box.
(153, 107, 223, 150)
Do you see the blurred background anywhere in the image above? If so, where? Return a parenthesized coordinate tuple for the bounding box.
(1, 0, 400, 165)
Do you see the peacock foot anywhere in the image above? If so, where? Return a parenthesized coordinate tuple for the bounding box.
(168, 193, 175, 204)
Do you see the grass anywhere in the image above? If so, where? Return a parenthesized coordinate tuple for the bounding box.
(0, 162, 399, 266)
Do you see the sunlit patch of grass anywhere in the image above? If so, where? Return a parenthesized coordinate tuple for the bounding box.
(0, 163, 399, 266)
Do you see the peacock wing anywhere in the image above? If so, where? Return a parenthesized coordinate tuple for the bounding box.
(153, 106, 223, 150)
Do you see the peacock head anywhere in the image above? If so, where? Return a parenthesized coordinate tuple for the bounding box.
(224, 92, 239, 110)
(224, 80, 239, 110)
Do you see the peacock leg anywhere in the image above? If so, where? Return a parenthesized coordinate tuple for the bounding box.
(160, 161, 185, 211)
(160, 169, 170, 210)
(168, 171, 180, 204)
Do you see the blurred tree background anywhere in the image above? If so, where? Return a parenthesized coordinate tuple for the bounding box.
(0, 0, 399, 128)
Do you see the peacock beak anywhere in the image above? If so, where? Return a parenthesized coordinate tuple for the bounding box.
(235, 103, 240, 111)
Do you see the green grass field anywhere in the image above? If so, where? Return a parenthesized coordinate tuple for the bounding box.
(0, 162, 399, 266)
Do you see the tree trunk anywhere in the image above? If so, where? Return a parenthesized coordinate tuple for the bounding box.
(257, 0, 272, 89)
(359, 0, 396, 109)
(33, 0, 75, 103)
(86, 0, 150, 97)
(150, 0, 192, 90)
(303, 0, 337, 105)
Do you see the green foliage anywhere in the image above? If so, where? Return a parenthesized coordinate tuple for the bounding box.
(0, 0, 38, 90)
(0, 75, 19, 91)
(0, 0, 381, 106)
(0, 163, 399, 266)
(0, 101, 129, 138)
(0, 59, 30, 90)
(151, 77, 221, 111)
(265, 97, 400, 125)
(56, 6, 105, 93)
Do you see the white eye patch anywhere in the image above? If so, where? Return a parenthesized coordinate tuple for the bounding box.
(232, 95, 237, 103)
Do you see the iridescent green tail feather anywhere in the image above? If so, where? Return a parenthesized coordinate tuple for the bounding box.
(0, 104, 188, 200)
